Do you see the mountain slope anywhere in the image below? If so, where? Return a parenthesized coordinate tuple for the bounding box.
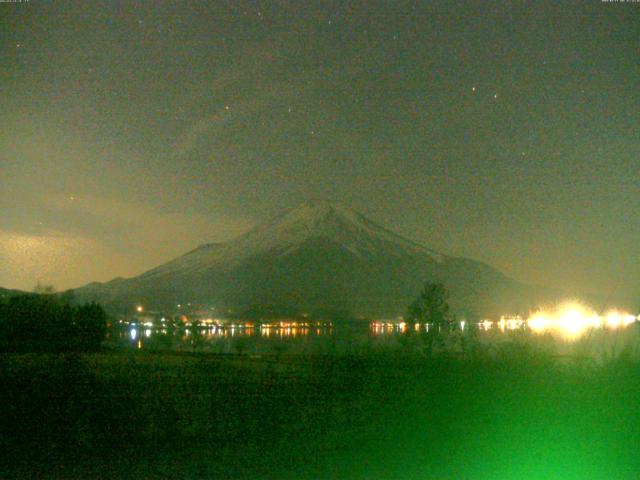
(73, 201, 553, 317)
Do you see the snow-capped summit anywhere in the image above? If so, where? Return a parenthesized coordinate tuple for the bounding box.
(231, 199, 441, 261)
(74, 201, 536, 317)
(137, 200, 441, 280)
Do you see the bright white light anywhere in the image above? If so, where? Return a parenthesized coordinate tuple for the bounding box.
(604, 310, 636, 329)
(525, 302, 636, 340)
(527, 314, 550, 334)
(129, 328, 137, 340)
(558, 308, 588, 339)
(479, 320, 493, 331)
(499, 317, 506, 332)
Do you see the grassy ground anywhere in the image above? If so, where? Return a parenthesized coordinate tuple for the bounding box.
(2, 344, 640, 479)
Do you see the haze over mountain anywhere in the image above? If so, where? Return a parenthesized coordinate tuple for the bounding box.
(74, 200, 560, 318)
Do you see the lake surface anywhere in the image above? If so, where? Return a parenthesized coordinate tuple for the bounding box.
(110, 321, 389, 355)
(108, 317, 640, 357)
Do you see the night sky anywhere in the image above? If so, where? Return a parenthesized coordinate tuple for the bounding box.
(1, 1, 638, 300)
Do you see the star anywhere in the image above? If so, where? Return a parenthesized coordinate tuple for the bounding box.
(493, 93, 498, 99)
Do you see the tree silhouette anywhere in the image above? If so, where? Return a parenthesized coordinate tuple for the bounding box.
(33, 283, 56, 295)
(406, 282, 452, 331)
(0, 293, 108, 352)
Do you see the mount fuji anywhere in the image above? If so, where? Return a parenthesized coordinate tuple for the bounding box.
(73, 200, 550, 318)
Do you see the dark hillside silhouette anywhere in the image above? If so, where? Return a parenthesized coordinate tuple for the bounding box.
(0, 293, 107, 352)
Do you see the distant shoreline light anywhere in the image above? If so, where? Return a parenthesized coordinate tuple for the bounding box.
(523, 303, 637, 340)
(371, 302, 638, 340)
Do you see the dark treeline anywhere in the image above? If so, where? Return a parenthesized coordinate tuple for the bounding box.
(0, 294, 107, 352)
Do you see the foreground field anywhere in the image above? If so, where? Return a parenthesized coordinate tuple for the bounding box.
(2, 345, 640, 479)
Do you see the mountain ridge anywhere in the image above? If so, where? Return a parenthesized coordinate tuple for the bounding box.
(72, 200, 556, 317)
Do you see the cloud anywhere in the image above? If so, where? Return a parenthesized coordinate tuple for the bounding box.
(46, 193, 253, 249)
(169, 35, 379, 160)
(171, 82, 301, 159)
(0, 192, 254, 290)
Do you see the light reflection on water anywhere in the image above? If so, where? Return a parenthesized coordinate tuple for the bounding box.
(122, 324, 334, 341)
(115, 309, 638, 355)
(116, 322, 339, 354)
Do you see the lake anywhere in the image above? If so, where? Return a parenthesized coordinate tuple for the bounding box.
(108, 316, 640, 358)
